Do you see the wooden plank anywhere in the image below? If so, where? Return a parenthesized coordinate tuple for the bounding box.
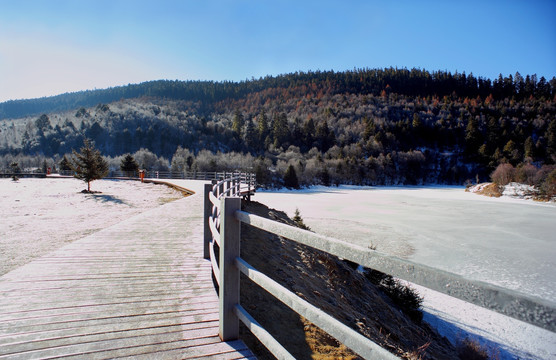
(0, 336, 224, 360)
(0, 295, 218, 320)
(0, 190, 255, 359)
(0, 303, 219, 329)
(111, 339, 253, 360)
(0, 320, 220, 346)
(0, 326, 220, 357)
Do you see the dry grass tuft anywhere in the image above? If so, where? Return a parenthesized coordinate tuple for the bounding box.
(158, 196, 182, 204)
(474, 183, 503, 197)
(457, 338, 499, 360)
(301, 319, 358, 360)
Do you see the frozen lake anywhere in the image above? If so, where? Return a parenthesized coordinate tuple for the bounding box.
(254, 186, 556, 359)
(255, 186, 555, 299)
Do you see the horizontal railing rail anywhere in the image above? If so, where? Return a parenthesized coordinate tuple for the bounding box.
(0, 172, 47, 178)
(52, 169, 254, 183)
(204, 175, 556, 360)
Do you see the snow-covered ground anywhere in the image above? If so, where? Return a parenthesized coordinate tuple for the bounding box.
(254, 186, 556, 359)
(0, 177, 185, 275)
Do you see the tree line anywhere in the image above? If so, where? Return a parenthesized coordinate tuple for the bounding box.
(1, 68, 555, 120)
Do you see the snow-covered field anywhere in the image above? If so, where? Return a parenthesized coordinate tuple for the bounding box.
(255, 186, 556, 359)
(0, 177, 184, 275)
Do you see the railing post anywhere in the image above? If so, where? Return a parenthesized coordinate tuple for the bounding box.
(203, 183, 213, 260)
(219, 197, 241, 341)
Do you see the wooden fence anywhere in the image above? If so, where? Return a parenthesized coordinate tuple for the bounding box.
(57, 169, 253, 181)
(204, 175, 556, 360)
(0, 172, 46, 178)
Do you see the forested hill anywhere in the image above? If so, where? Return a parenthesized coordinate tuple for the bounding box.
(1, 68, 555, 187)
(2, 69, 555, 120)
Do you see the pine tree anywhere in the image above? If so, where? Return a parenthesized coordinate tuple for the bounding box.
(60, 155, 72, 171)
(242, 118, 257, 150)
(283, 164, 299, 189)
(232, 110, 244, 136)
(292, 208, 310, 230)
(257, 111, 269, 147)
(303, 118, 316, 146)
(465, 117, 482, 156)
(10, 162, 20, 181)
(272, 112, 289, 149)
(120, 154, 139, 177)
(319, 167, 331, 187)
(71, 138, 108, 192)
(547, 119, 556, 159)
(524, 136, 535, 160)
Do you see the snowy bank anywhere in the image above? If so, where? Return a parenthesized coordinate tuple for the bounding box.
(468, 182, 555, 202)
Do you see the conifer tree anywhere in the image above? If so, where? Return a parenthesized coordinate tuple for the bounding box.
(71, 138, 108, 192)
(232, 110, 244, 136)
(272, 112, 289, 149)
(292, 208, 310, 230)
(120, 154, 139, 177)
(60, 155, 72, 171)
(257, 111, 269, 147)
(10, 162, 20, 181)
(242, 118, 257, 149)
(283, 164, 299, 189)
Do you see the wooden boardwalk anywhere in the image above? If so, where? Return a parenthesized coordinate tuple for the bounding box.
(0, 187, 255, 359)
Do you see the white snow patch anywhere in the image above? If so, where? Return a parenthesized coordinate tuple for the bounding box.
(502, 182, 539, 199)
(0, 177, 187, 275)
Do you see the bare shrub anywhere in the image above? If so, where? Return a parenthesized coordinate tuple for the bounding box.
(515, 163, 538, 185)
(475, 183, 503, 197)
(541, 169, 556, 199)
(490, 163, 515, 185)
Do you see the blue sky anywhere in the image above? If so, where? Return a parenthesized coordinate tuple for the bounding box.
(1, 0, 555, 102)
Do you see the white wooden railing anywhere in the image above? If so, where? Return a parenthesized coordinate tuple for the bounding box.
(204, 175, 556, 360)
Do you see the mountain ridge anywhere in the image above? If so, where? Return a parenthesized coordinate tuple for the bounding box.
(2, 68, 554, 120)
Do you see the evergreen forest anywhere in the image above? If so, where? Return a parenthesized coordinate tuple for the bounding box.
(1, 68, 555, 188)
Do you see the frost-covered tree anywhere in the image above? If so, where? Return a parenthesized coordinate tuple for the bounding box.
(171, 146, 195, 172)
(71, 138, 108, 192)
(133, 148, 169, 171)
